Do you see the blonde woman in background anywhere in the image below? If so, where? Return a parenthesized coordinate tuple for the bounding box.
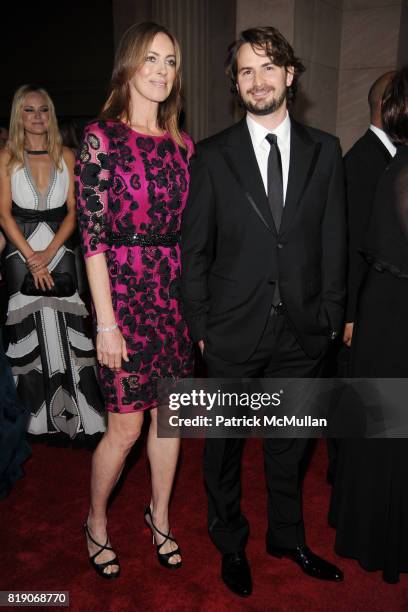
(0, 85, 105, 444)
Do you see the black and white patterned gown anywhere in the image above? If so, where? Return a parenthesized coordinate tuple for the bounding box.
(4, 154, 106, 440)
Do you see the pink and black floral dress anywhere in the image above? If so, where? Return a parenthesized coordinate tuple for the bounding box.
(75, 120, 194, 413)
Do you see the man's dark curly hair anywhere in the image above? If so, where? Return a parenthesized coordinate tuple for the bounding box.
(225, 26, 305, 106)
(382, 66, 408, 145)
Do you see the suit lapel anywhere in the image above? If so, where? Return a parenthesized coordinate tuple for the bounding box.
(219, 118, 322, 236)
(366, 129, 392, 163)
(220, 119, 275, 234)
(280, 121, 321, 236)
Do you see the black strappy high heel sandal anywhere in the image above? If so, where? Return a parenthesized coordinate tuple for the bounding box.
(83, 523, 121, 580)
(144, 507, 182, 570)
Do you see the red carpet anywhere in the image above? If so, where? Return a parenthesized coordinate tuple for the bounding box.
(2, 438, 407, 611)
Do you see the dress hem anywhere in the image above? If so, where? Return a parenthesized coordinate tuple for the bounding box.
(6, 297, 89, 325)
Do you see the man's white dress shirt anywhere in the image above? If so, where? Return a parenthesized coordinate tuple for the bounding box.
(246, 111, 291, 203)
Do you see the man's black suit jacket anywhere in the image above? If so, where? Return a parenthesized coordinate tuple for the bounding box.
(181, 118, 346, 362)
(344, 129, 392, 322)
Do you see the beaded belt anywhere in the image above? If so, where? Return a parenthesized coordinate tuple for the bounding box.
(107, 231, 180, 247)
(12, 202, 67, 222)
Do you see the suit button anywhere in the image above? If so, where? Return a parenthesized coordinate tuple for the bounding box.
(277, 243, 284, 249)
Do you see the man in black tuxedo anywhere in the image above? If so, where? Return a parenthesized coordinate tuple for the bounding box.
(326, 72, 396, 484)
(181, 26, 345, 596)
(342, 71, 396, 349)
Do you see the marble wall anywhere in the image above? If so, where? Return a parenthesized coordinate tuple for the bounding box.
(236, 0, 295, 41)
(111, 0, 408, 148)
(398, 0, 408, 65)
(337, 0, 403, 152)
(293, 0, 343, 133)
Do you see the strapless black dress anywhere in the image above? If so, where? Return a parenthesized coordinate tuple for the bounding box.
(0, 333, 31, 499)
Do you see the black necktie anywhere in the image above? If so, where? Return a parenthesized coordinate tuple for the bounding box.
(266, 133, 283, 306)
(265, 133, 283, 232)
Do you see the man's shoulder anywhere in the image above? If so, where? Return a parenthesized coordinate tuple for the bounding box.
(344, 130, 373, 159)
(196, 120, 245, 151)
(196, 118, 340, 153)
(292, 120, 339, 145)
(343, 129, 390, 169)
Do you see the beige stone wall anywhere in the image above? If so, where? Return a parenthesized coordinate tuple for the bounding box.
(337, 1, 403, 152)
(293, 0, 343, 134)
(398, 0, 408, 65)
(111, 0, 408, 146)
(236, 0, 295, 41)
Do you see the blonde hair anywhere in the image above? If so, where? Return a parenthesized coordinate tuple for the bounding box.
(100, 22, 186, 149)
(7, 84, 63, 172)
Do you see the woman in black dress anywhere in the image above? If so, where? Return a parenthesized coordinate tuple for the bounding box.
(330, 67, 408, 583)
(0, 335, 31, 499)
(0, 85, 105, 444)
(0, 227, 30, 499)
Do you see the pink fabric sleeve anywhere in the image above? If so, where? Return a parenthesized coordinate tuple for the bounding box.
(75, 122, 110, 258)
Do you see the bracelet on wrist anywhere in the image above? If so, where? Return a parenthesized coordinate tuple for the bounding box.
(97, 323, 118, 333)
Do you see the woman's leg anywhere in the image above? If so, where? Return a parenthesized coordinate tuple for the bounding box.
(85, 410, 144, 574)
(146, 407, 181, 564)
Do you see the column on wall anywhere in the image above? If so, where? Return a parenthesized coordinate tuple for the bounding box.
(152, 0, 209, 141)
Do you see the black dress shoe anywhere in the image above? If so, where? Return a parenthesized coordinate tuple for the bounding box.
(221, 552, 253, 597)
(267, 544, 343, 581)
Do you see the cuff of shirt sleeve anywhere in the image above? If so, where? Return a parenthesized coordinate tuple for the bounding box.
(187, 315, 207, 343)
(83, 244, 110, 258)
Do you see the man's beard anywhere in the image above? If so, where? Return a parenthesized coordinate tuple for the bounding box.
(239, 87, 287, 116)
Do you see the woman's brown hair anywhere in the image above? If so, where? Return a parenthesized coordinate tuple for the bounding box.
(382, 66, 408, 145)
(100, 21, 186, 148)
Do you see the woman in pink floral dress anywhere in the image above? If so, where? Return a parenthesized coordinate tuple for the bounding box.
(75, 22, 193, 578)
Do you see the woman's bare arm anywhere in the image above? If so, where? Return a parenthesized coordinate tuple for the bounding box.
(85, 253, 128, 371)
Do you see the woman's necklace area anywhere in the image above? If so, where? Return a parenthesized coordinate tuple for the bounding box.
(129, 124, 164, 137)
(25, 150, 48, 155)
